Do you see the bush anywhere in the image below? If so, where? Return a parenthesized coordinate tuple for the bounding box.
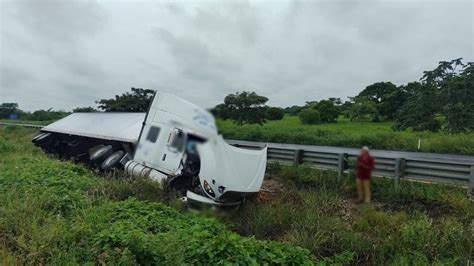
(314, 100, 339, 123)
(299, 108, 321, 124)
(266, 107, 284, 120)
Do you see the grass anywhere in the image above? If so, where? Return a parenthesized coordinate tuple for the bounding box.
(0, 126, 313, 264)
(217, 115, 474, 155)
(222, 163, 473, 264)
(1, 126, 472, 264)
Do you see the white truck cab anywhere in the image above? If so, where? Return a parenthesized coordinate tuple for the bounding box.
(34, 92, 267, 206)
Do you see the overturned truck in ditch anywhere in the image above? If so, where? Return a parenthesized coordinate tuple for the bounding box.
(32, 92, 267, 206)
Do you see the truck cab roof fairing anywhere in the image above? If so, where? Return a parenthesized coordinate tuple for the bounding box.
(149, 92, 218, 139)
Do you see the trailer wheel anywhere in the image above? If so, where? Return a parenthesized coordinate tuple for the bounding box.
(90, 145, 113, 162)
(32, 132, 46, 142)
(101, 151, 125, 170)
(67, 140, 81, 148)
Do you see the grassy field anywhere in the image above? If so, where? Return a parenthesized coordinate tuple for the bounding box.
(0, 126, 472, 264)
(217, 116, 474, 155)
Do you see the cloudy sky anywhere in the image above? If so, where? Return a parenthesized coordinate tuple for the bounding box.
(0, 0, 472, 111)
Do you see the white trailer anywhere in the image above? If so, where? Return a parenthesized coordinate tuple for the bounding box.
(33, 92, 267, 206)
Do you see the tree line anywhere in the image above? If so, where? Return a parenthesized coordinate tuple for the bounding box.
(0, 88, 155, 121)
(1, 58, 472, 133)
(212, 58, 473, 133)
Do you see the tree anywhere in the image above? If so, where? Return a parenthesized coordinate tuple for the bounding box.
(26, 108, 70, 121)
(97, 88, 155, 112)
(340, 101, 354, 118)
(299, 108, 321, 124)
(393, 86, 441, 132)
(394, 58, 473, 133)
(348, 97, 378, 121)
(424, 59, 474, 133)
(266, 107, 284, 120)
(283, 105, 303, 116)
(314, 100, 339, 123)
(328, 97, 342, 106)
(357, 82, 400, 120)
(0, 103, 19, 119)
(210, 103, 232, 120)
(73, 106, 97, 113)
(219, 91, 269, 125)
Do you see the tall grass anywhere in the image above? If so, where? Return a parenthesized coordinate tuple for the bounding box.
(225, 162, 473, 264)
(217, 115, 474, 155)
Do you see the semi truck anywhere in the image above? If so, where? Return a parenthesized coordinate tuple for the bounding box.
(32, 92, 267, 206)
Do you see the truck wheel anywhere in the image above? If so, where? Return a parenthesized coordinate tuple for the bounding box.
(67, 140, 81, 148)
(101, 151, 125, 170)
(90, 145, 113, 162)
(32, 132, 46, 142)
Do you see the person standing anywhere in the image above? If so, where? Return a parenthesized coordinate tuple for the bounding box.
(356, 146, 375, 203)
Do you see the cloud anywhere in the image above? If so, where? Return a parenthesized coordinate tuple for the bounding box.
(0, 0, 472, 111)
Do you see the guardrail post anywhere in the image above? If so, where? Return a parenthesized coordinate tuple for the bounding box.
(468, 166, 474, 200)
(337, 153, 347, 177)
(394, 158, 405, 189)
(294, 149, 304, 165)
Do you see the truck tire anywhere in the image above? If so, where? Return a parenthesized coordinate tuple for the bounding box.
(101, 151, 125, 170)
(32, 132, 46, 142)
(89, 145, 113, 162)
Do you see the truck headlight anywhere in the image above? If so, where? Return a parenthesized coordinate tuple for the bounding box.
(203, 180, 215, 198)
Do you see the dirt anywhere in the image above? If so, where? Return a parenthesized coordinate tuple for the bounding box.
(336, 198, 358, 223)
(256, 178, 284, 203)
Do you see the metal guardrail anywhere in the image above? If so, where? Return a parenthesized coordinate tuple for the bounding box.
(2, 121, 473, 198)
(0, 122, 43, 129)
(227, 139, 474, 199)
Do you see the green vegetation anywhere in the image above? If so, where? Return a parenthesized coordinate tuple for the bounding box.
(1, 126, 472, 264)
(0, 126, 312, 264)
(72, 106, 97, 112)
(224, 162, 473, 264)
(97, 87, 155, 112)
(0, 87, 153, 123)
(217, 115, 474, 155)
(299, 108, 321, 125)
(212, 58, 473, 134)
(299, 99, 340, 124)
(211, 91, 271, 125)
(394, 59, 474, 133)
(266, 107, 285, 120)
(0, 103, 69, 121)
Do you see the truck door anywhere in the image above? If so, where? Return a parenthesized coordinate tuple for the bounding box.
(160, 128, 186, 173)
